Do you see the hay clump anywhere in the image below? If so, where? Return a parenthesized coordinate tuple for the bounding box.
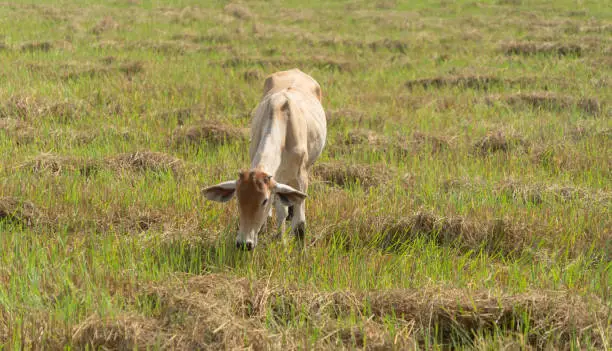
(123, 273, 611, 349)
(366, 289, 608, 348)
(62, 66, 111, 80)
(312, 162, 393, 188)
(119, 61, 144, 78)
(568, 124, 610, 140)
(0, 95, 87, 122)
(342, 129, 386, 146)
(170, 120, 248, 146)
(405, 75, 506, 90)
(444, 177, 610, 205)
(105, 151, 184, 176)
(491, 92, 602, 115)
(242, 69, 264, 82)
(473, 131, 527, 155)
(91, 16, 118, 35)
(0, 118, 34, 145)
(501, 41, 583, 56)
(412, 131, 451, 153)
(19, 153, 100, 177)
(382, 213, 525, 253)
(530, 143, 604, 173)
(224, 3, 253, 20)
(325, 108, 366, 126)
(0, 197, 41, 226)
(20, 41, 53, 52)
(72, 313, 184, 350)
(327, 211, 531, 255)
(157, 107, 201, 126)
(0, 95, 46, 119)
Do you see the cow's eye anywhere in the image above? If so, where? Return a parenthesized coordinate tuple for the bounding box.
(262, 198, 268, 206)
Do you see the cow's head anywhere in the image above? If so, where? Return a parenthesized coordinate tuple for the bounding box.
(202, 170, 306, 250)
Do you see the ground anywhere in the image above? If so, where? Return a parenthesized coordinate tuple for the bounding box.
(0, 0, 610, 349)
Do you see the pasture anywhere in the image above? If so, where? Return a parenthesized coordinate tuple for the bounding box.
(0, 0, 610, 349)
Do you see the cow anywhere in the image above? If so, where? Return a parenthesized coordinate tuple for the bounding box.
(202, 69, 327, 250)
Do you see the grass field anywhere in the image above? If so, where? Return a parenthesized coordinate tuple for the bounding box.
(0, 0, 611, 349)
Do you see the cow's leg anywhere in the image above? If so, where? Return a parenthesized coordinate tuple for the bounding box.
(290, 167, 308, 244)
(286, 205, 294, 222)
(274, 197, 289, 243)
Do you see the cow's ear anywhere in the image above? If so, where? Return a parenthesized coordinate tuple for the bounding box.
(202, 181, 237, 203)
(273, 183, 307, 206)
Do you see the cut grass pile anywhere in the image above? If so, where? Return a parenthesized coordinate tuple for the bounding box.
(70, 274, 610, 350)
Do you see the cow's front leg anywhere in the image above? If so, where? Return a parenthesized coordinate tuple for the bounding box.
(290, 201, 306, 243)
(290, 169, 308, 244)
(274, 197, 289, 243)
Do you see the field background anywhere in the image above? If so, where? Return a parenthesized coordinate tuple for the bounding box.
(0, 0, 610, 349)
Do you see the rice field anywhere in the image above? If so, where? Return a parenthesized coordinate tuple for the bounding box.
(0, 0, 610, 349)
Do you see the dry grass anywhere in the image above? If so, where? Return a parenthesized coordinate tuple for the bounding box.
(501, 42, 583, 56)
(62, 61, 143, 80)
(242, 69, 264, 82)
(170, 120, 248, 147)
(341, 129, 386, 147)
(20, 41, 53, 52)
(105, 151, 184, 176)
(404, 75, 528, 90)
(0, 118, 34, 145)
(0, 95, 88, 122)
(473, 131, 528, 155)
(221, 56, 355, 72)
(346, 212, 533, 255)
(0, 197, 41, 226)
(444, 177, 611, 205)
(569, 124, 610, 141)
(312, 162, 394, 188)
(325, 108, 367, 126)
(412, 131, 451, 154)
(72, 313, 179, 350)
(157, 107, 201, 126)
(331, 129, 450, 157)
(317, 37, 410, 54)
(62, 66, 111, 80)
(488, 92, 603, 115)
(91, 16, 118, 35)
(531, 143, 610, 173)
(71, 273, 610, 349)
(101, 207, 166, 233)
(224, 3, 254, 20)
(119, 61, 144, 78)
(18, 153, 100, 177)
(0, 118, 29, 132)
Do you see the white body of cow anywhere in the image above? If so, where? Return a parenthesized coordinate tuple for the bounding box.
(203, 68, 327, 250)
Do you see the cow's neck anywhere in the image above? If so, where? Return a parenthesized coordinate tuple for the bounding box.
(250, 118, 286, 176)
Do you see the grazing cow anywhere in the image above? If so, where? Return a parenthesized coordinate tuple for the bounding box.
(203, 69, 327, 250)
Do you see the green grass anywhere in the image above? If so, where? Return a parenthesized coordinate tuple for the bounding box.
(0, 0, 610, 349)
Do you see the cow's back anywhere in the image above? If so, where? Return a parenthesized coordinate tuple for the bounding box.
(262, 68, 322, 102)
